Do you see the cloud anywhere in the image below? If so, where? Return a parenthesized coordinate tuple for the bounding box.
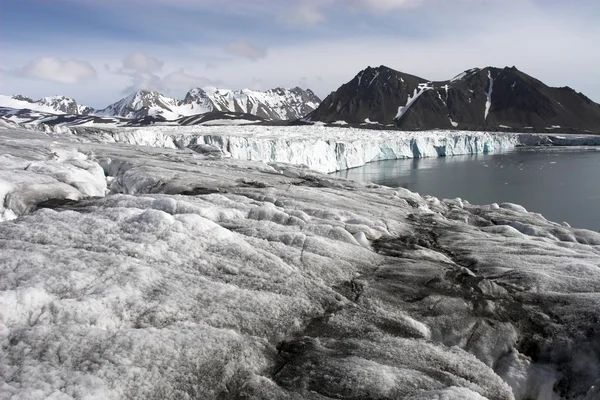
(122, 52, 163, 73)
(278, 3, 327, 26)
(116, 55, 221, 94)
(224, 40, 268, 61)
(116, 52, 166, 93)
(350, 0, 423, 12)
(278, 0, 422, 27)
(120, 72, 163, 94)
(14, 57, 96, 84)
(162, 69, 220, 89)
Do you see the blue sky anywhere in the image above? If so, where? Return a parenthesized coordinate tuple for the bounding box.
(1, 0, 599, 108)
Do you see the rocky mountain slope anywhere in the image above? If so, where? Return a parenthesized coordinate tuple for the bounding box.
(92, 87, 320, 121)
(1, 87, 319, 123)
(307, 65, 600, 132)
(0, 86, 320, 125)
(184, 87, 320, 120)
(95, 90, 185, 120)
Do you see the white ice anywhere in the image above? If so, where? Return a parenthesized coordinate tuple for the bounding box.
(1, 125, 600, 399)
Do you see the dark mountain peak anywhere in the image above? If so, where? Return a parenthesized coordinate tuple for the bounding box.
(12, 95, 34, 103)
(352, 66, 427, 92)
(290, 86, 307, 93)
(133, 89, 161, 98)
(36, 96, 80, 114)
(184, 87, 209, 103)
(307, 64, 600, 132)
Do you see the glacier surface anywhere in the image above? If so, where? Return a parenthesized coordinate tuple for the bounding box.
(1, 125, 600, 399)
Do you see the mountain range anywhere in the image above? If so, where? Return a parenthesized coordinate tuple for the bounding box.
(2, 66, 600, 133)
(306, 65, 600, 132)
(0, 86, 321, 126)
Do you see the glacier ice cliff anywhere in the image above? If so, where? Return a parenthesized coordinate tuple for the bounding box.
(26, 123, 600, 174)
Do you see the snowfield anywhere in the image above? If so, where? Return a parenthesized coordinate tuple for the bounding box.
(1, 124, 600, 399)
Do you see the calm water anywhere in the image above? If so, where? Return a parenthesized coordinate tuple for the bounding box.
(333, 148, 600, 231)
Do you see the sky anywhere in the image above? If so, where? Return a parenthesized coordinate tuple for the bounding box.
(1, 0, 599, 108)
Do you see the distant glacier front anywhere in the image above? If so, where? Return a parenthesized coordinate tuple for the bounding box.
(36, 124, 600, 173)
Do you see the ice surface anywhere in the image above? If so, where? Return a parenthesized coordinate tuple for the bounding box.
(2, 125, 600, 399)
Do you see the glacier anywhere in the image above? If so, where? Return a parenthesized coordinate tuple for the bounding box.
(30, 123, 600, 174)
(2, 124, 600, 399)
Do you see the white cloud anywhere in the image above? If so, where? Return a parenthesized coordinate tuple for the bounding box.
(278, 0, 422, 26)
(15, 57, 96, 84)
(121, 72, 163, 94)
(352, 0, 423, 12)
(224, 41, 268, 61)
(122, 52, 164, 73)
(162, 69, 219, 89)
(278, 3, 327, 26)
(117, 53, 167, 93)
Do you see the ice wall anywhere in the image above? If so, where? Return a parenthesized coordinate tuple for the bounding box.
(196, 133, 521, 173)
(85, 127, 522, 173)
(39, 124, 600, 174)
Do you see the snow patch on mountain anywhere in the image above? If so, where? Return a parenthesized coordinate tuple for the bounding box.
(485, 70, 494, 121)
(395, 83, 432, 120)
(451, 68, 480, 82)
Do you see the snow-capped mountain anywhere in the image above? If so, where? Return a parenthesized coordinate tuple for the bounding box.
(307, 65, 600, 132)
(0, 94, 94, 115)
(183, 86, 321, 120)
(95, 90, 186, 120)
(96, 87, 321, 121)
(1, 86, 320, 124)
